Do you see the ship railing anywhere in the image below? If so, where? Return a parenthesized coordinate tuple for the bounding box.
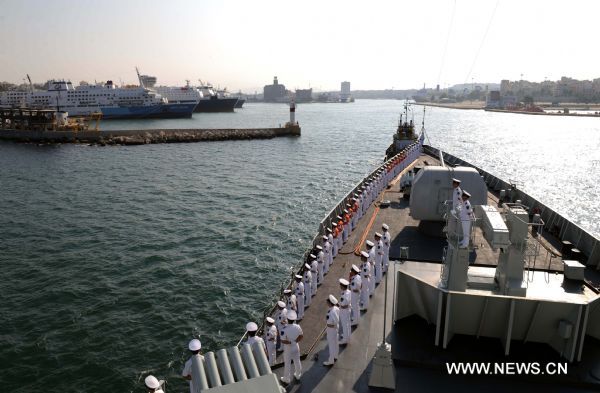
(238, 140, 423, 345)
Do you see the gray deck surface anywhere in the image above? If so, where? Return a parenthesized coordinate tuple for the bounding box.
(269, 151, 600, 392)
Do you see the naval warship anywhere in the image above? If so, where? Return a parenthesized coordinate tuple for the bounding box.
(156, 103, 600, 393)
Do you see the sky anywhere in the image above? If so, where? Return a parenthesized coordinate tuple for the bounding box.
(1, 0, 599, 92)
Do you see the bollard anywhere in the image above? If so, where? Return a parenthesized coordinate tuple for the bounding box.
(251, 341, 271, 375)
(227, 346, 247, 381)
(204, 352, 222, 388)
(240, 343, 260, 378)
(216, 348, 235, 385)
(190, 354, 209, 393)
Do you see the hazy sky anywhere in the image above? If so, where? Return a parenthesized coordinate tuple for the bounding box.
(1, 0, 599, 92)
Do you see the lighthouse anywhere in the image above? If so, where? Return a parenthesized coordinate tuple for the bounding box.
(289, 99, 296, 124)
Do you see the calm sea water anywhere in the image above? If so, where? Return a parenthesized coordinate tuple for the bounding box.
(0, 101, 598, 392)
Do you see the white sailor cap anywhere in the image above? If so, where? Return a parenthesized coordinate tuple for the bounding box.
(304, 263, 311, 269)
(316, 245, 323, 250)
(360, 251, 369, 258)
(382, 223, 389, 230)
(327, 227, 333, 233)
(145, 375, 160, 389)
(328, 294, 338, 305)
(277, 300, 286, 308)
(295, 274, 303, 279)
(339, 278, 349, 286)
(353, 193, 359, 197)
(287, 310, 297, 321)
(346, 203, 352, 207)
(343, 209, 349, 213)
(351, 264, 361, 273)
(284, 289, 292, 294)
(310, 254, 316, 259)
(331, 222, 338, 227)
(351, 197, 357, 201)
(375, 232, 382, 238)
(463, 191, 471, 198)
(452, 178, 461, 183)
(266, 316, 275, 324)
(337, 215, 343, 220)
(366, 240, 374, 247)
(322, 235, 328, 241)
(189, 339, 201, 351)
(246, 322, 258, 332)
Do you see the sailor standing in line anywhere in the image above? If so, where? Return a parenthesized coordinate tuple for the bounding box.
(327, 227, 335, 261)
(359, 251, 371, 310)
(182, 339, 203, 393)
(374, 233, 384, 285)
(336, 215, 344, 250)
(350, 264, 362, 326)
(284, 289, 297, 314)
(331, 223, 339, 257)
(360, 186, 367, 215)
(275, 300, 287, 352)
(342, 208, 351, 243)
(382, 223, 391, 273)
(264, 317, 277, 366)
(366, 240, 376, 295)
(322, 235, 332, 274)
(310, 254, 319, 293)
(459, 191, 474, 248)
(294, 274, 305, 320)
(280, 310, 303, 384)
(245, 322, 267, 355)
(316, 245, 325, 284)
(144, 375, 164, 393)
(323, 295, 340, 366)
(303, 263, 313, 307)
(352, 196, 360, 228)
(338, 278, 352, 345)
(451, 178, 463, 212)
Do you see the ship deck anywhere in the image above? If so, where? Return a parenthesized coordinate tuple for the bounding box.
(272, 151, 600, 392)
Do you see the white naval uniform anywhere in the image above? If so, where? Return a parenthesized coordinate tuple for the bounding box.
(182, 355, 204, 393)
(275, 308, 288, 349)
(382, 230, 391, 273)
(286, 294, 297, 313)
(452, 186, 463, 211)
(350, 274, 362, 325)
(460, 199, 473, 248)
(247, 335, 266, 353)
(328, 233, 335, 259)
(339, 288, 352, 344)
(295, 281, 305, 320)
(343, 219, 350, 243)
(367, 248, 376, 295)
(265, 324, 277, 366)
(332, 232, 339, 257)
(317, 251, 325, 284)
(323, 240, 332, 273)
(281, 323, 303, 382)
(303, 270, 312, 306)
(375, 240, 384, 284)
(310, 260, 318, 294)
(325, 305, 340, 363)
(360, 262, 371, 310)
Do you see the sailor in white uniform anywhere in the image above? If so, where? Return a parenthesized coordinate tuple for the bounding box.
(310, 254, 319, 293)
(451, 178, 462, 212)
(145, 375, 164, 393)
(374, 232, 384, 285)
(280, 310, 303, 384)
(182, 339, 203, 393)
(323, 295, 340, 366)
(303, 263, 312, 307)
(284, 289, 297, 313)
(316, 245, 325, 284)
(342, 208, 350, 243)
(382, 223, 391, 273)
(294, 274, 305, 320)
(331, 223, 339, 257)
(322, 235, 332, 273)
(366, 240, 376, 295)
(338, 278, 352, 345)
(359, 251, 371, 310)
(327, 227, 335, 261)
(360, 186, 367, 215)
(245, 321, 266, 356)
(335, 216, 344, 251)
(350, 264, 362, 326)
(274, 300, 287, 351)
(459, 191, 474, 248)
(264, 317, 278, 366)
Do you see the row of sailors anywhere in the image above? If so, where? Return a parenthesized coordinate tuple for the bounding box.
(161, 146, 421, 392)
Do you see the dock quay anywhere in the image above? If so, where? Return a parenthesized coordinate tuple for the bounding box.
(250, 143, 600, 391)
(0, 125, 301, 145)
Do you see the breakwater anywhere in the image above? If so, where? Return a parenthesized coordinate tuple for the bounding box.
(0, 125, 301, 145)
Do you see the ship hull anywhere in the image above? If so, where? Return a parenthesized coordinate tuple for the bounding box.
(100, 103, 196, 119)
(193, 97, 238, 113)
(234, 98, 245, 108)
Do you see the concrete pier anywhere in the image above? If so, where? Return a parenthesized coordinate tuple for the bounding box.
(0, 125, 301, 145)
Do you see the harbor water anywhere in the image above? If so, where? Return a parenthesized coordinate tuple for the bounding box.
(1, 101, 599, 392)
